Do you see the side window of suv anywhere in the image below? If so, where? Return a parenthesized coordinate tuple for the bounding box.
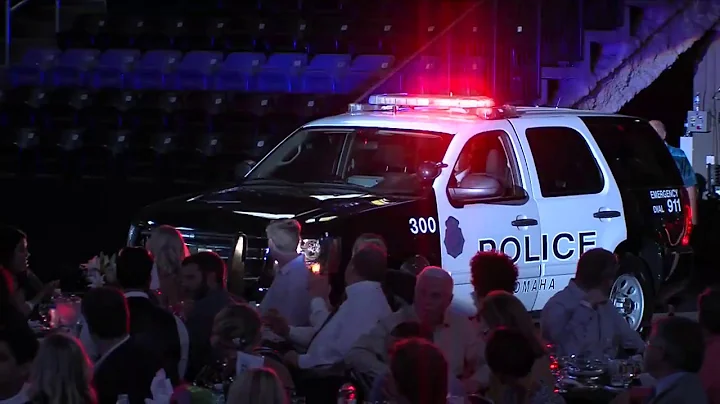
(526, 127, 604, 197)
(449, 130, 523, 200)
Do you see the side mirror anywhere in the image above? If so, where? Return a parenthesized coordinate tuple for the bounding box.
(235, 160, 255, 180)
(418, 161, 449, 182)
(448, 174, 503, 202)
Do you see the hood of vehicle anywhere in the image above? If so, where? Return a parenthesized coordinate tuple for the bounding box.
(136, 185, 419, 235)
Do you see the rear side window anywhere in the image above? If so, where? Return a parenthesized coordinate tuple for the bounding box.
(581, 117, 683, 189)
(525, 127, 604, 197)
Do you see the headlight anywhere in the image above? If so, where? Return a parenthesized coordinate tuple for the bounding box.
(299, 238, 321, 262)
(127, 224, 138, 246)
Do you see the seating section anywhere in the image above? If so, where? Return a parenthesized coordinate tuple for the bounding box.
(1, 0, 480, 180)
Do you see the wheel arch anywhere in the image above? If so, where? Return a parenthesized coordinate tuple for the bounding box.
(613, 238, 663, 294)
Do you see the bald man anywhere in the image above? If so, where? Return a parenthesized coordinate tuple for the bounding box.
(649, 120, 697, 224)
(345, 266, 488, 394)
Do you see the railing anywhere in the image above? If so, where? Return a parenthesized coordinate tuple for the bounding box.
(4, 0, 61, 66)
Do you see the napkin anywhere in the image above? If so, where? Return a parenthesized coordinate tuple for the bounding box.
(236, 351, 265, 375)
(144, 369, 174, 404)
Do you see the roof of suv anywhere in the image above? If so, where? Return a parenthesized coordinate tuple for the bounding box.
(304, 107, 631, 133)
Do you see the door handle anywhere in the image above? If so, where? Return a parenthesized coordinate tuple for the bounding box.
(511, 218, 538, 227)
(593, 210, 621, 219)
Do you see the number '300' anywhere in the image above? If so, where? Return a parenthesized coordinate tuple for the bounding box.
(409, 217, 437, 234)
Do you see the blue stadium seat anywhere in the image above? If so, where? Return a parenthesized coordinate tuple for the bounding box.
(213, 52, 265, 91)
(49, 49, 100, 87)
(300, 53, 350, 93)
(9, 48, 61, 87)
(171, 51, 223, 90)
(131, 50, 182, 89)
(57, 14, 108, 49)
(338, 54, 394, 93)
(402, 56, 441, 93)
(89, 49, 141, 88)
(307, 15, 353, 54)
(253, 53, 307, 93)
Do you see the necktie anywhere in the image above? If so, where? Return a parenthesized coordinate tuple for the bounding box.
(307, 308, 339, 347)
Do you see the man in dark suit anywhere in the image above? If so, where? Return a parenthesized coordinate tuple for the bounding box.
(82, 287, 162, 404)
(115, 247, 187, 384)
(642, 316, 708, 404)
(180, 251, 239, 381)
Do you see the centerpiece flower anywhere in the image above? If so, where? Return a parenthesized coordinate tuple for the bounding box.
(80, 252, 117, 288)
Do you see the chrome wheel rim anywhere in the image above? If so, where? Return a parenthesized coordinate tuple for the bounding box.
(611, 274, 645, 331)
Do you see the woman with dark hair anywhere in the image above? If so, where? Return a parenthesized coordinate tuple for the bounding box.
(0, 226, 57, 317)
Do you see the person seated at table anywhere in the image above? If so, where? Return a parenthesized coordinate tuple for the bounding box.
(541, 248, 644, 358)
(485, 327, 566, 404)
(639, 316, 708, 404)
(208, 303, 294, 391)
(478, 290, 555, 400)
(180, 251, 241, 381)
(346, 266, 487, 394)
(259, 219, 312, 327)
(0, 226, 57, 318)
(385, 338, 449, 404)
(0, 322, 38, 404)
(366, 321, 466, 401)
(26, 333, 96, 404)
(470, 250, 519, 312)
(114, 247, 187, 383)
(699, 287, 720, 403)
(226, 367, 288, 404)
(82, 287, 162, 404)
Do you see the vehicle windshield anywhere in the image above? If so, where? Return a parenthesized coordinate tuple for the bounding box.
(245, 127, 453, 195)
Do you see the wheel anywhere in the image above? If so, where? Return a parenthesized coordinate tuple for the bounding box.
(610, 254, 654, 331)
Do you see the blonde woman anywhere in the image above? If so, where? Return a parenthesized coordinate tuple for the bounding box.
(209, 303, 294, 390)
(145, 225, 190, 308)
(478, 291, 559, 404)
(227, 367, 287, 404)
(27, 333, 97, 404)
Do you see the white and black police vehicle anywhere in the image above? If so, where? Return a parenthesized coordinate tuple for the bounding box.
(128, 94, 693, 330)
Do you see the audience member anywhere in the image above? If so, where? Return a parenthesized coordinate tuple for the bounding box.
(181, 251, 239, 380)
(0, 226, 57, 317)
(479, 292, 555, 401)
(26, 333, 96, 404)
(388, 338, 449, 404)
(259, 219, 312, 327)
(276, 245, 392, 370)
(351, 233, 405, 310)
(399, 255, 430, 276)
(145, 225, 190, 307)
(0, 323, 37, 404)
(642, 316, 708, 403)
(541, 248, 644, 358)
(82, 287, 161, 404)
(0, 270, 24, 327)
(115, 247, 188, 382)
(485, 328, 565, 404)
(366, 321, 466, 402)
(226, 368, 288, 404)
(470, 250, 519, 309)
(351, 234, 388, 256)
(210, 303, 294, 390)
(699, 287, 720, 403)
(346, 266, 487, 392)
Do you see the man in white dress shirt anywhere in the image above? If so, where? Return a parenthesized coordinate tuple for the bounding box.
(259, 219, 312, 327)
(267, 245, 392, 370)
(346, 267, 488, 394)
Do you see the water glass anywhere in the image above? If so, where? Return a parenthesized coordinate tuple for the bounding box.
(608, 359, 627, 387)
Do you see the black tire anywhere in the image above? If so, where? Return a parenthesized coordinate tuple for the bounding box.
(611, 253, 655, 332)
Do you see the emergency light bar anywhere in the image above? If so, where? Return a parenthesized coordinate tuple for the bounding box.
(368, 94, 496, 109)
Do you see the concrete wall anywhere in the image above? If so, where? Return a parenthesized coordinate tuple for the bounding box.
(692, 31, 720, 174)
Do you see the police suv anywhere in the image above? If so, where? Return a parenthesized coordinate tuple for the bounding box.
(128, 94, 693, 330)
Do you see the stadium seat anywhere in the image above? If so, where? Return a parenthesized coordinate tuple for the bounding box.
(170, 51, 223, 90)
(191, 18, 230, 51)
(131, 50, 182, 89)
(41, 88, 94, 130)
(306, 15, 353, 54)
(258, 0, 300, 13)
(253, 52, 307, 93)
(402, 56, 441, 93)
(213, 52, 266, 91)
(300, 53, 350, 93)
(106, 15, 150, 49)
(57, 14, 109, 49)
(177, 91, 227, 131)
(300, 0, 343, 13)
(9, 48, 61, 87)
(338, 54, 394, 94)
(261, 14, 310, 53)
(3, 87, 48, 129)
(136, 16, 193, 50)
(86, 89, 139, 131)
(89, 49, 141, 88)
(130, 90, 183, 131)
(49, 49, 100, 87)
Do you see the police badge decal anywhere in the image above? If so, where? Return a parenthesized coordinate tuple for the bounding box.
(444, 216, 465, 258)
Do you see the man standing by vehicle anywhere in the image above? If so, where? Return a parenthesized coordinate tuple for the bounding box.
(650, 120, 697, 224)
